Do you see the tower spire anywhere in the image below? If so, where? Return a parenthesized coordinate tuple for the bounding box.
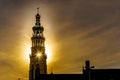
(35, 7, 41, 26)
(29, 8, 47, 80)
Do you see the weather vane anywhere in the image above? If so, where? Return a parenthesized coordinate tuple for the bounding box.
(37, 7, 40, 13)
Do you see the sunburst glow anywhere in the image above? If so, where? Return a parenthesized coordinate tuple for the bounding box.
(23, 43, 31, 63)
(45, 44, 52, 64)
(23, 43, 52, 64)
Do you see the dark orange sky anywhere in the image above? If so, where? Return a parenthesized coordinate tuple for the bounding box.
(0, 0, 120, 80)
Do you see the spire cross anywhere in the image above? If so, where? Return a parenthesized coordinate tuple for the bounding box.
(37, 7, 40, 13)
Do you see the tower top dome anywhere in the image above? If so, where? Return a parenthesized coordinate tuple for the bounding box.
(36, 13, 41, 19)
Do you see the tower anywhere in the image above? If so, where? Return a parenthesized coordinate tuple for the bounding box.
(29, 8, 47, 80)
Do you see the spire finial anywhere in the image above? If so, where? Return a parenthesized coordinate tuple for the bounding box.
(37, 7, 39, 13)
(35, 7, 41, 26)
(51, 67, 53, 74)
(18, 78, 20, 80)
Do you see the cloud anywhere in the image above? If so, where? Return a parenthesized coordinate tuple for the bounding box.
(0, 0, 120, 79)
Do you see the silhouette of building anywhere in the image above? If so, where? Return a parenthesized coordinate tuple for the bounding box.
(83, 60, 120, 80)
(29, 8, 47, 80)
(29, 9, 120, 80)
(31, 60, 120, 80)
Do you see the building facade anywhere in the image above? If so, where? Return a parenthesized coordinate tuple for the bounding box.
(29, 11, 47, 80)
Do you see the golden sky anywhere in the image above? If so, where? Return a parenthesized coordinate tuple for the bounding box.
(0, 0, 120, 80)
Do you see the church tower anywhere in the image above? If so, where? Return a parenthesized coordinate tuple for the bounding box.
(29, 8, 47, 80)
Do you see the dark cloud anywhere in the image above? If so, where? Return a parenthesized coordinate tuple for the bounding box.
(45, 0, 120, 74)
(0, 0, 120, 79)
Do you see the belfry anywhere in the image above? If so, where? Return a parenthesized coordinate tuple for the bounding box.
(29, 8, 47, 80)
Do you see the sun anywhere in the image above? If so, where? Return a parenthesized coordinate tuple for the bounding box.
(23, 43, 52, 64)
